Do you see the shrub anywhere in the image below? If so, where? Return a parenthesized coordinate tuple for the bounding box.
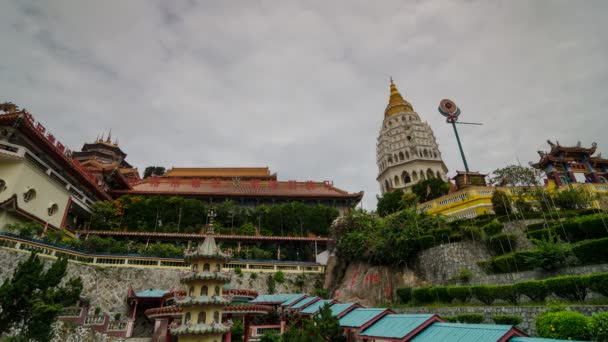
(526, 238, 571, 271)
(590, 273, 608, 297)
(589, 312, 608, 342)
(94, 307, 101, 315)
(536, 310, 590, 340)
(461, 226, 483, 240)
(526, 228, 553, 241)
(273, 271, 285, 284)
(492, 314, 522, 326)
(455, 268, 473, 283)
(472, 285, 495, 305)
(415, 235, 435, 250)
(483, 220, 504, 236)
(266, 274, 276, 294)
(447, 286, 472, 303)
(454, 313, 484, 324)
(515, 280, 548, 302)
(480, 250, 538, 274)
(578, 214, 608, 240)
(412, 287, 434, 304)
(429, 286, 453, 303)
(114, 313, 121, 321)
(527, 222, 552, 232)
(487, 234, 517, 255)
(442, 315, 458, 323)
(545, 276, 590, 302)
(572, 237, 608, 264)
(396, 287, 412, 304)
(234, 267, 243, 277)
(250, 272, 258, 280)
(491, 285, 518, 304)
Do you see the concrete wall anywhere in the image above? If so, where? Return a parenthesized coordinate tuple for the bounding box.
(0, 247, 323, 317)
(395, 305, 608, 336)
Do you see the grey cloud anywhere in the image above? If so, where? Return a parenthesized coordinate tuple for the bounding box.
(1, 0, 607, 209)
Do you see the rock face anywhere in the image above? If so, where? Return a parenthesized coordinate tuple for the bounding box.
(331, 260, 425, 307)
(0, 248, 323, 317)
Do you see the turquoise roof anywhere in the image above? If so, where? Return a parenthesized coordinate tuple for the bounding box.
(135, 289, 167, 298)
(339, 308, 387, 328)
(290, 296, 319, 309)
(249, 293, 302, 304)
(410, 323, 513, 342)
(327, 303, 357, 317)
(510, 338, 581, 342)
(280, 294, 307, 307)
(300, 300, 333, 315)
(360, 314, 435, 339)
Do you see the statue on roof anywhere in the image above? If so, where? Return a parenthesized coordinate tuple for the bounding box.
(0, 102, 19, 113)
(547, 140, 555, 148)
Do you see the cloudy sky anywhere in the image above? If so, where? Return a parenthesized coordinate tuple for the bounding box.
(1, 1, 607, 209)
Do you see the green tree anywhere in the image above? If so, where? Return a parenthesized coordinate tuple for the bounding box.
(376, 189, 405, 217)
(412, 178, 450, 202)
(143, 166, 166, 178)
(0, 253, 83, 341)
(282, 304, 346, 342)
(489, 165, 542, 187)
(552, 188, 589, 210)
(491, 190, 512, 215)
(6, 222, 44, 238)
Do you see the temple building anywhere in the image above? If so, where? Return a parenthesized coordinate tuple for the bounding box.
(171, 215, 232, 341)
(532, 140, 608, 185)
(0, 107, 110, 232)
(376, 80, 448, 194)
(72, 132, 141, 187)
(114, 167, 362, 214)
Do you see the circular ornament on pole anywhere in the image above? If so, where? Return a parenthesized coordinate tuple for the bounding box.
(438, 99, 460, 123)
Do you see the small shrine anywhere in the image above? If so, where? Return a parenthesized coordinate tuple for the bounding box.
(170, 210, 232, 342)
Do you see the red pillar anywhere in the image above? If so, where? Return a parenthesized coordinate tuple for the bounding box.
(225, 313, 233, 342)
(244, 315, 250, 342)
(131, 300, 138, 320)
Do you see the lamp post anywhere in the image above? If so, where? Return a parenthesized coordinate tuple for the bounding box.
(438, 99, 478, 173)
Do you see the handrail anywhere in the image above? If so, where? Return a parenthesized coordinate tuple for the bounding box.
(0, 232, 325, 273)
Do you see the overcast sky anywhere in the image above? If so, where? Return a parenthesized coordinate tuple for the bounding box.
(1, 1, 607, 209)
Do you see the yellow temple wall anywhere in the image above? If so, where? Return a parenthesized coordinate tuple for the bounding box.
(417, 183, 608, 220)
(0, 159, 70, 230)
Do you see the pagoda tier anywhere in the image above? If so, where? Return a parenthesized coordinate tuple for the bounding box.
(171, 219, 233, 341)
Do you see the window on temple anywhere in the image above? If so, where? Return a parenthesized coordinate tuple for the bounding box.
(188, 287, 194, 297)
(600, 177, 608, 183)
(23, 188, 36, 202)
(192, 264, 198, 272)
(201, 285, 208, 296)
(213, 311, 220, 323)
(0, 179, 6, 193)
(420, 170, 426, 180)
(436, 170, 442, 178)
(423, 149, 429, 158)
(405, 151, 410, 159)
(203, 263, 210, 272)
(412, 171, 418, 181)
(214, 286, 220, 296)
(198, 312, 206, 324)
(184, 312, 191, 324)
(215, 263, 221, 272)
(399, 152, 404, 161)
(427, 169, 434, 179)
(407, 136, 412, 141)
(394, 176, 400, 185)
(47, 203, 59, 216)
(402, 171, 411, 184)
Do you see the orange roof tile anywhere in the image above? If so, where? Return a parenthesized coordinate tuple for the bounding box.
(165, 167, 272, 178)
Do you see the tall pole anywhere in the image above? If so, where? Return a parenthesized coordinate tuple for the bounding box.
(451, 121, 470, 173)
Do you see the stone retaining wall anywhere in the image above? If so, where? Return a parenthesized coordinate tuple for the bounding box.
(395, 305, 608, 336)
(416, 241, 491, 285)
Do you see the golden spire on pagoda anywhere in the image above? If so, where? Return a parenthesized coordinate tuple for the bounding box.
(105, 129, 112, 144)
(385, 78, 414, 117)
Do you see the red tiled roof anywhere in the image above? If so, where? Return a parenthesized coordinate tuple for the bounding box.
(112, 177, 362, 200)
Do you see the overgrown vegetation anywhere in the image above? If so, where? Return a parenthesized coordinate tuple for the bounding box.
(396, 273, 608, 306)
(0, 253, 83, 341)
(536, 305, 590, 340)
(90, 196, 339, 237)
(280, 304, 346, 342)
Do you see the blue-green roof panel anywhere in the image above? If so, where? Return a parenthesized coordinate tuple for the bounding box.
(339, 308, 387, 328)
(300, 300, 333, 314)
(510, 338, 581, 342)
(327, 303, 357, 317)
(410, 323, 513, 342)
(290, 296, 319, 309)
(249, 293, 302, 304)
(135, 289, 167, 298)
(280, 294, 307, 307)
(360, 314, 435, 339)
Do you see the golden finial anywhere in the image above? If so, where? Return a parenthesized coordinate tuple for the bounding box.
(106, 129, 112, 144)
(385, 78, 414, 117)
